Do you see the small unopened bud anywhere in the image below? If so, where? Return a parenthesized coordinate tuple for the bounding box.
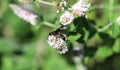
(53, 0, 67, 13)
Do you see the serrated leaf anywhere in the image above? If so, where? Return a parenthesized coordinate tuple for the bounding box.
(69, 23, 75, 31)
(68, 34, 81, 42)
(112, 39, 120, 53)
(111, 22, 120, 38)
(83, 28, 89, 41)
(86, 33, 102, 47)
(95, 46, 113, 61)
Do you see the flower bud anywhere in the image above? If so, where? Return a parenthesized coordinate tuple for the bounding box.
(53, 0, 67, 13)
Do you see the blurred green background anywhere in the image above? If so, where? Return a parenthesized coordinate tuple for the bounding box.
(0, 0, 120, 70)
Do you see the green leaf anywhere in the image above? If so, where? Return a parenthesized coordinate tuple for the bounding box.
(84, 57, 95, 68)
(68, 33, 81, 42)
(86, 33, 102, 47)
(83, 28, 89, 42)
(69, 23, 76, 31)
(84, 56, 89, 65)
(95, 46, 113, 61)
(111, 22, 120, 38)
(112, 39, 120, 53)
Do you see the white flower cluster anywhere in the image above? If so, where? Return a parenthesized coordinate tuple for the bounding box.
(71, 0, 91, 16)
(60, 11, 74, 26)
(59, 0, 90, 26)
(9, 4, 38, 25)
(47, 31, 68, 54)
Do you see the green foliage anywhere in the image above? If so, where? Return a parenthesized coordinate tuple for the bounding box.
(0, 39, 18, 54)
(43, 53, 74, 70)
(0, 0, 120, 70)
(112, 39, 120, 53)
(68, 33, 81, 42)
(95, 46, 113, 61)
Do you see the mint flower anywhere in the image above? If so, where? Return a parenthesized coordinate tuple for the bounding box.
(9, 4, 38, 25)
(71, 0, 90, 16)
(47, 31, 68, 54)
(60, 11, 74, 26)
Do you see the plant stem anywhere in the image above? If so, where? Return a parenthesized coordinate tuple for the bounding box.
(42, 21, 56, 28)
(109, 0, 113, 22)
(89, 5, 105, 12)
(96, 0, 114, 32)
(97, 23, 112, 32)
(89, 4, 120, 12)
(36, 0, 55, 6)
(109, 0, 114, 36)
